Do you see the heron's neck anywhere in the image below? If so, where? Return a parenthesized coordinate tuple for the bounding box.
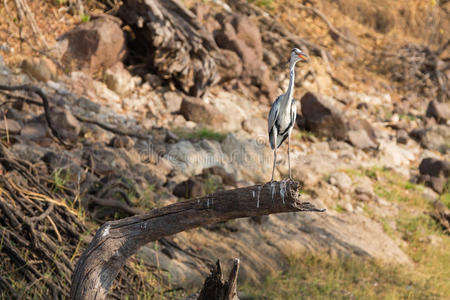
(282, 62, 296, 107)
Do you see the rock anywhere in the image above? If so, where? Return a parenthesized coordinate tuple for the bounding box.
(396, 129, 409, 144)
(109, 135, 135, 150)
(300, 92, 347, 140)
(343, 202, 354, 212)
(21, 57, 57, 82)
(221, 133, 272, 183)
(242, 117, 266, 137)
(426, 100, 450, 124)
(166, 139, 226, 176)
(50, 107, 81, 142)
(329, 172, 352, 193)
(214, 13, 276, 99)
(209, 91, 247, 131)
(180, 97, 225, 127)
(58, 16, 126, 74)
(82, 145, 128, 176)
(193, 3, 221, 33)
(354, 176, 374, 198)
(0, 118, 21, 134)
(216, 49, 243, 83)
(419, 157, 450, 194)
(104, 62, 135, 97)
(347, 130, 377, 149)
(41, 150, 82, 173)
(378, 140, 416, 169)
(76, 97, 101, 113)
(133, 163, 167, 188)
(137, 243, 204, 289)
(202, 166, 236, 186)
(214, 14, 262, 78)
(346, 118, 378, 149)
(11, 143, 46, 163)
(173, 179, 205, 199)
(410, 125, 450, 153)
(166, 133, 272, 183)
(20, 121, 50, 145)
(163, 91, 183, 113)
(419, 158, 449, 177)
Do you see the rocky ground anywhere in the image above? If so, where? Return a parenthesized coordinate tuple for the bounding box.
(0, 0, 449, 298)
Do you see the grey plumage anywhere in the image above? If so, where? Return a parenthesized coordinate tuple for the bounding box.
(268, 48, 308, 181)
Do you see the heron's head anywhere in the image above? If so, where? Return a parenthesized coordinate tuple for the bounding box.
(290, 48, 308, 64)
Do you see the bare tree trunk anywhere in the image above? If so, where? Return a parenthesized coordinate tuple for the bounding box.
(70, 180, 324, 300)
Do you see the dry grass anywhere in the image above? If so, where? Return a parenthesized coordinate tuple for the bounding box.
(0, 0, 103, 67)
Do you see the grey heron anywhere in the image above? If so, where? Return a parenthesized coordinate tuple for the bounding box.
(268, 48, 308, 181)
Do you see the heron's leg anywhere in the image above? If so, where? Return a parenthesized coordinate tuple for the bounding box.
(271, 133, 278, 182)
(271, 148, 277, 182)
(288, 133, 291, 179)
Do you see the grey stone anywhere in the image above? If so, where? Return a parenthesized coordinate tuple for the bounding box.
(301, 92, 347, 140)
(426, 100, 450, 124)
(0, 118, 21, 134)
(104, 62, 135, 97)
(50, 107, 81, 142)
(163, 91, 183, 113)
(396, 129, 409, 144)
(329, 172, 353, 193)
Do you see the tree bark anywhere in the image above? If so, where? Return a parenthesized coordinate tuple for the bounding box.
(70, 180, 324, 300)
(197, 259, 240, 300)
(118, 0, 221, 97)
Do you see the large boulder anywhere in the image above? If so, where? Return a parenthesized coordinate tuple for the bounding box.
(419, 158, 450, 194)
(58, 16, 126, 74)
(180, 97, 225, 127)
(300, 92, 347, 140)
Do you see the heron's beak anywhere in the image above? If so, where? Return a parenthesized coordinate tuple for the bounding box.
(298, 54, 308, 61)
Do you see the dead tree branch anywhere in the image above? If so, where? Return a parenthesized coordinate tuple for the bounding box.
(197, 259, 240, 300)
(70, 180, 324, 300)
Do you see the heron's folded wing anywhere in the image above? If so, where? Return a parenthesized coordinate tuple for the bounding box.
(268, 95, 282, 133)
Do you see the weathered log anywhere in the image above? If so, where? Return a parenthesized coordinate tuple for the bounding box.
(70, 180, 324, 299)
(118, 0, 221, 97)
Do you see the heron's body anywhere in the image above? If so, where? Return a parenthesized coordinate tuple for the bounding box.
(268, 48, 307, 181)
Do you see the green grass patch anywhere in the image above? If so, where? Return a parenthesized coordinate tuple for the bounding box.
(441, 192, 450, 209)
(370, 167, 428, 209)
(242, 253, 442, 299)
(249, 0, 274, 10)
(203, 175, 223, 195)
(293, 129, 315, 140)
(172, 127, 227, 142)
(335, 204, 345, 213)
